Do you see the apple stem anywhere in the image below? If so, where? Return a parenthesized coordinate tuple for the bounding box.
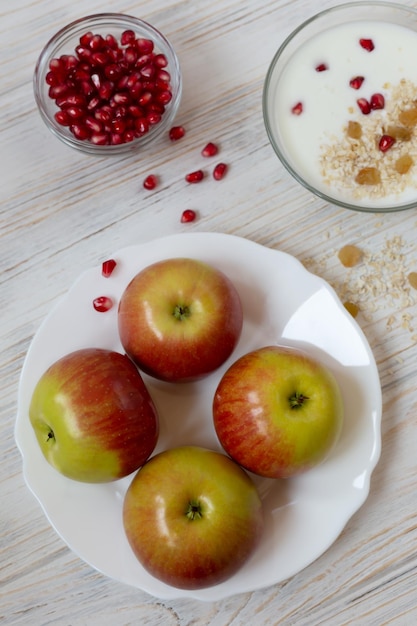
(173, 304, 191, 321)
(185, 500, 203, 521)
(289, 392, 310, 409)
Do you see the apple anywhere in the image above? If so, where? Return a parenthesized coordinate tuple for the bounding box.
(123, 445, 264, 589)
(29, 348, 159, 482)
(117, 258, 243, 382)
(213, 345, 344, 478)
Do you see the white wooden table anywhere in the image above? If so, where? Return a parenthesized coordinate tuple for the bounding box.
(3, 0, 417, 623)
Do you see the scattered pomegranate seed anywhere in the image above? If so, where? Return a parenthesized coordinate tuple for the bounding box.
(93, 296, 113, 312)
(357, 98, 371, 115)
(181, 209, 197, 223)
(315, 63, 328, 72)
(349, 76, 365, 90)
(143, 174, 158, 190)
(213, 163, 228, 181)
(379, 135, 396, 152)
(359, 38, 375, 52)
(201, 142, 218, 157)
(291, 102, 303, 115)
(101, 259, 117, 277)
(45, 30, 173, 145)
(169, 125, 185, 141)
(185, 170, 204, 183)
(370, 93, 385, 110)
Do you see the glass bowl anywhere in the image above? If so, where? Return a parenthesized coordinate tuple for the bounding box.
(34, 13, 182, 155)
(263, 1, 417, 212)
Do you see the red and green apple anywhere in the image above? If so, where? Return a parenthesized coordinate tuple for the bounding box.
(29, 348, 159, 482)
(123, 445, 264, 589)
(213, 345, 344, 478)
(117, 257, 243, 382)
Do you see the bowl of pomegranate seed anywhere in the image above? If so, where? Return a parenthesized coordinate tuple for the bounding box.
(34, 13, 182, 154)
(263, 2, 417, 212)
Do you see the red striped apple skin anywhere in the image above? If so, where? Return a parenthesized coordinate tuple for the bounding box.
(213, 346, 344, 479)
(29, 348, 159, 482)
(117, 258, 243, 382)
(123, 446, 264, 589)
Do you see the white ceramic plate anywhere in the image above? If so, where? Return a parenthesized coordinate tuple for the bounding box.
(15, 232, 382, 601)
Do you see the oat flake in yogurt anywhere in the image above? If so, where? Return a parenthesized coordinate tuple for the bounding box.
(275, 20, 417, 209)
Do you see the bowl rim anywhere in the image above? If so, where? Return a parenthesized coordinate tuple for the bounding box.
(33, 12, 182, 155)
(262, 0, 417, 213)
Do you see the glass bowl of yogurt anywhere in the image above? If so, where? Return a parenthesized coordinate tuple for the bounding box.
(263, 1, 417, 212)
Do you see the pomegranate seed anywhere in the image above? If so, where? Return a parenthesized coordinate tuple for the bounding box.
(135, 38, 154, 54)
(370, 93, 385, 110)
(357, 98, 371, 115)
(201, 142, 218, 157)
(181, 209, 196, 223)
(85, 116, 103, 133)
(54, 110, 71, 126)
(213, 163, 228, 180)
(90, 34, 105, 50)
(66, 105, 85, 119)
(147, 112, 162, 125)
(154, 53, 168, 68)
(157, 69, 171, 83)
(44, 29, 174, 146)
(143, 174, 158, 190)
(379, 135, 396, 152)
(90, 132, 110, 145)
(102, 259, 117, 277)
(156, 89, 172, 105)
(93, 296, 113, 312)
(121, 30, 136, 46)
(169, 125, 185, 141)
(79, 31, 94, 47)
(185, 170, 204, 183)
(359, 38, 375, 52)
(315, 63, 328, 72)
(70, 123, 91, 140)
(135, 117, 150, 135)
(349, 76, 364, 90)
(291, 102, 303, 115)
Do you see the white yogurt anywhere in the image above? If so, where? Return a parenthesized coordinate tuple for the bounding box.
(271, 20, 417, 208)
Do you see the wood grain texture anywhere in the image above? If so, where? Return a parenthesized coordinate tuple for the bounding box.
(2, 0, 417, 624)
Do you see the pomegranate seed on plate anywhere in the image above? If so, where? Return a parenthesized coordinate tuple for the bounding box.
(185, 170, 204, 183)
(370, 93, 385, 110)
(169, 125, 185, 141)
(379, 135, 396, 152)
(201, 142, 218, 157)
(213, 163, 228, 180)
(102, 259, 117, 277)
(181, 209, 196, 223)
(93, 296, 113, 312)
(291, 102, 303, 115)
(315, 63, 328, 72)
(349, 76, 365, 90)
(359, 38, 375, 52)
(357, 98, 371, 115)
(143, 174, 158, 190)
